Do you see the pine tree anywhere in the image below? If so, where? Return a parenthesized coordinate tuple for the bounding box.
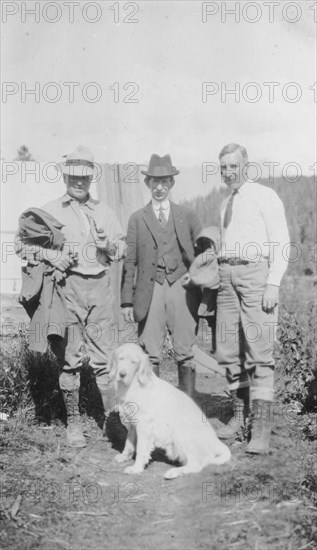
(15, 145, 35, 161)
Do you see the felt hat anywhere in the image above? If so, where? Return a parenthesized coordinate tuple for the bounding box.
(189, 249, 220, 289)
(141, 154, 180, 177)
(62, 145, 95, 176)
(195, 226, 220, 251)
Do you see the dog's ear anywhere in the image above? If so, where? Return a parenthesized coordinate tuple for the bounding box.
(107, 349, 118, 382)
(137, 351, 152, 386)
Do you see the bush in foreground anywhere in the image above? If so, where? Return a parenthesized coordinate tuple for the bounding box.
(275, 302, 317, 414)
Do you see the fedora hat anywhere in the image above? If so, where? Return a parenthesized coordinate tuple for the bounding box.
(62, 145, 95, 176)
(189, 249, 220, 289)
(141, 154, 180, 178)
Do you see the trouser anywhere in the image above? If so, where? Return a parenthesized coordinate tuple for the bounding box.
(50, 271, 115, 392)
(138, 278, 199, 368)
(216, 262, 277, 402)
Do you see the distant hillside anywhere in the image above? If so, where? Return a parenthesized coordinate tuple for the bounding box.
(183, 176, 316, 276)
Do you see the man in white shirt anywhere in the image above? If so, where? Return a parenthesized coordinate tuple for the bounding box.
(121, 154, 202, 396)
(216, 143, 290, 454)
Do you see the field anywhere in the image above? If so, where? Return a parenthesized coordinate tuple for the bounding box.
(1, 178, 316, 550)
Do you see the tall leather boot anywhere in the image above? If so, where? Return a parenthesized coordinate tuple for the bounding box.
(217, 387, 250, 440)
(61, 388, 86, 448)
(98, 384, 116, 417)
(97, 382, 117, 441)
(246, 399, 272, 454)
(178, 364, 196, 399)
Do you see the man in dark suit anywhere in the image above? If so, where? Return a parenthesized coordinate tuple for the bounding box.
(121, 154, 202, 397)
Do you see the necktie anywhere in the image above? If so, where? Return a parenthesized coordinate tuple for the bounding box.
(158, 206, 167, 225)
(223, 190, 237, 229)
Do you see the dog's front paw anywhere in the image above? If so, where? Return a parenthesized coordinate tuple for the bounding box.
(124, 464, 144, 475)
(114, 453, 131, 463)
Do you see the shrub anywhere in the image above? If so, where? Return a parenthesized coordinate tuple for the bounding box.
(0, 327, 63, 422)
(0, 327, 104, 424)
(0, 327, 33, 413)
(275, 302, 317, 412)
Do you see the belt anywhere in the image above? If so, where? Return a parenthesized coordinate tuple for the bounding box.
(218, 258, 249, 266)
(69, 270, 107, 279)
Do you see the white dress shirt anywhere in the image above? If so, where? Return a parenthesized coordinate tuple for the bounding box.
(220, 180, 290, 286)
(152, 199, 170, 221)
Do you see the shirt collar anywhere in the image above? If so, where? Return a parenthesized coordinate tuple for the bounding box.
(151, 199, 170, 211)
(234, 179, 254, 196)
(62, 192, 98, 210)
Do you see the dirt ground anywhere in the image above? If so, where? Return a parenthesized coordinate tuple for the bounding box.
(1, 356, 316, 550)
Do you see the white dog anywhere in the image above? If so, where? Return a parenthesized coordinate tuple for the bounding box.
(110, 343, 231, 479)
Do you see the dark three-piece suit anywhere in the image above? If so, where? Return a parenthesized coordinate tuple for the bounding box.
(121, 201, 202, 370)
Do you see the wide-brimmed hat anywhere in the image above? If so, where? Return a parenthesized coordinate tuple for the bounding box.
(62, 145, 95, 176)
(141, 154, 180, 178)
(189, 249, 220, 289)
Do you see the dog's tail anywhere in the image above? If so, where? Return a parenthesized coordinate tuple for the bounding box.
(211, 444, 231, 464)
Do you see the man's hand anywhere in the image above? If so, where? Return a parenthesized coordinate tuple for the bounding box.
(96, 238, 127, 261)
(121, 307, 135, 323)
(51, 269, 67, 284)
(95, 236, 110, 250)
(180, 272, 192, 288)
(262, 284, 279, 313)
(44, 249, 75, 271)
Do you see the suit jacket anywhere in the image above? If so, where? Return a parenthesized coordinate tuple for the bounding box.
(121, 202, 202, 322)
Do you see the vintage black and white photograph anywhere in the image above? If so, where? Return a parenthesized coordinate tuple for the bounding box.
(1, 1, 316, 549)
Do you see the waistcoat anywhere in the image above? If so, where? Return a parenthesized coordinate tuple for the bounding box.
(156, 211, 187, 284)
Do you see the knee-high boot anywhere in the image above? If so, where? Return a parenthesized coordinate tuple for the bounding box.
(60, 371, 86, 448)
(61, 387, 86, 448)
(96, 378, 128, 444)
(217, 387, 250, 440)
(246, 399, 272, 454)
(96, 379, 117, 439)
(177, 363, 196, 399)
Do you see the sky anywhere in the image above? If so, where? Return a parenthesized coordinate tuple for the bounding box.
(1, 0, 316, 200)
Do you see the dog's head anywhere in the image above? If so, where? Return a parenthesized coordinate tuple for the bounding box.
(109, 344, 153, 389)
